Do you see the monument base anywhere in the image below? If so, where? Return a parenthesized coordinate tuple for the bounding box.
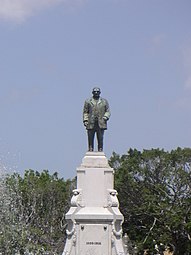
(62, 152, 128, 255)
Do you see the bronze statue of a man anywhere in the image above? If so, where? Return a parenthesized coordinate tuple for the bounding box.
(83, 87, 111, 151)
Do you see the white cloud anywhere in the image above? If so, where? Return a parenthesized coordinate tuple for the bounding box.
(0, 0, 86, 23)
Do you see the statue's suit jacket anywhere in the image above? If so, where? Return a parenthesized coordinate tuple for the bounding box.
(83, 97, 111, 130)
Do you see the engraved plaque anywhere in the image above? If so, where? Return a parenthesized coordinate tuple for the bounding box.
(78, 224, 109, 255)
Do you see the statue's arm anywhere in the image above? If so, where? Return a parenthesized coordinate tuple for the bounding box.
(104, 99, 111, 120)
(83, 100, 89, 124)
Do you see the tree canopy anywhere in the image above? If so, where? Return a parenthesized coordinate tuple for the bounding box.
(110, 147, 191, 254)
(0, 169, 73, 254)
(0, 147, 191, 254)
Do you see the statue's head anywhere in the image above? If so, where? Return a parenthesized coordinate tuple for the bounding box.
(92, 87, 101, 99)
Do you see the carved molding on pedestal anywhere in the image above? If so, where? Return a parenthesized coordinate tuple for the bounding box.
(63, 220, 77, 255)
(66, 222, 76, 237)
(62, 152, 127, 255)
(112, 221, 123, 238)
(107, 189, 119, 208)
(71, 189, 85, 208)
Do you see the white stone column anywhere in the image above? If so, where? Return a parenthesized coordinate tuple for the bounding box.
(62, 152, 128, 255)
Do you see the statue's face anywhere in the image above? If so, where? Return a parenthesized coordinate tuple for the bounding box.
(92, 87, 101, 98)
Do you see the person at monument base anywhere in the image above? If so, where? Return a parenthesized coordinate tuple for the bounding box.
(83, 87, 111, 151)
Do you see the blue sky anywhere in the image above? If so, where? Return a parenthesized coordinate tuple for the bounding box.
(0, 0, 191, 179)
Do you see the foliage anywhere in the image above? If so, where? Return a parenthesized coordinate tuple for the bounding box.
(109, 148, 191, 255)
(1, 148, 191, 254)
(0, 170, 73, 255)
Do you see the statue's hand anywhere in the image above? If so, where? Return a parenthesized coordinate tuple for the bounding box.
(83, 121, 88, 127)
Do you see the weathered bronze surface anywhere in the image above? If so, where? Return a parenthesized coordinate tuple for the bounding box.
(83, 87, 111, 151)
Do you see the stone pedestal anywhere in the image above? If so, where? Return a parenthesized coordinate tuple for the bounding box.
(62, 152, 128, 255)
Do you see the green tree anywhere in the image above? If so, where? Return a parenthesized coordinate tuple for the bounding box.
(1, 170, 74, 254)
(110, 148, 191, 255)
(1, 147, 191, 254)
